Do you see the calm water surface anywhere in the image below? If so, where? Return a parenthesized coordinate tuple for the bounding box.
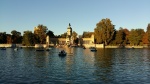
(0, 47, 150, 84)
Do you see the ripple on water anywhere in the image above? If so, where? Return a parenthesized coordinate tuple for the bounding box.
(0, 48, 150, 84)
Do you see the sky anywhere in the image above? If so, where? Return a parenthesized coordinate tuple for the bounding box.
(0, 0, 150, 35)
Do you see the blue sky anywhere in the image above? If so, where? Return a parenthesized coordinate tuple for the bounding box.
(0, 0, 150, 35)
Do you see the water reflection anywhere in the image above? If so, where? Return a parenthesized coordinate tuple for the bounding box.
(65, 47, 74, 76)
(142, 49, 150, 62)
(83, 49, 95, 65)
(94, 49, 114, 83)
(0, 48, 150, 83)
(65, 47, 75, 70)
(34, 51, 49, 68)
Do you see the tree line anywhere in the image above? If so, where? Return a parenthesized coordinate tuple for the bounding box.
(0, 19, 150, 46)
(93, 18, 150, 46)
(0, 24, 78, 46)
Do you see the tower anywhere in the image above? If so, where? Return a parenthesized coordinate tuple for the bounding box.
(67, 23, 72, 36)
(66, 23, 72, 45)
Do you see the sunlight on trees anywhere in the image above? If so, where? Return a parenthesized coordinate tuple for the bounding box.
(94, 18, 115, 45)
(0, 22, 150, 46)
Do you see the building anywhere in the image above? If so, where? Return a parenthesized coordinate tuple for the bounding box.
(46, 23, 98, 47)
(46, 23, 73, 46)
(82, 34, 94, 44)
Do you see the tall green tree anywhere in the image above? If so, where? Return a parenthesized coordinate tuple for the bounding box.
(142, 32, 149, 44)
(123, 28, 130, 45)
(72, 31, 77, 40)
(6, 34, 12, 44)
(46, 30, 55, 38)
(22, 31, 34, 46)
(147, 23, 150, 42)
(60, 32, 67, 38)
(94, 18, 115, 45)
(11, 30, 22, 43)
(0, 32, 7, 43)
(72, 31, 78, 44)
(115, 28, 125, 44)
(34, 24, 48, 44)
(128, 29, 145, 45)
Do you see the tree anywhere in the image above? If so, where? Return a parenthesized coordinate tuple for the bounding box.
(147, 23, 150, 42)
(46, 30, 55, 38)
(128, 29, 145, 45)
(114, 28, 126, 45)
(60, 32, 67, 38)
(7, 34, 12, 44)
(0, 32, 7, 43)
(34, 24, 48, 44)
(11, 30, 21, 36)
(94, 28, 102, 43)
(72, 31, 77, 40)
(72, 31, 78, 44)
(74, 38, 79, 45)
(94, 18, 115, 45)
(22, 31, 34, 46)
(142, 32, 149, 44)
(11, 30, 22, 43)
(123, 28, 130, 45)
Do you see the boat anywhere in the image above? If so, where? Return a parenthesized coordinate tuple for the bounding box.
(35, 47, 45, 51)
(90, 47, 97, 52)
(83, 46, 86, 49)
(1, 47, 6, 50)
(14, 48, 18, 51)
(58, 50, 67, 56)
(90, 42, 97, 51)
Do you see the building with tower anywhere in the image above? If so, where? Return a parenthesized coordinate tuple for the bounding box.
(46, 23, 73, 46)
(66, 23, 73, 45)
(45, 23, 100, 47)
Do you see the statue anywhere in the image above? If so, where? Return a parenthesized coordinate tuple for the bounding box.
(69, 23, 71, 27)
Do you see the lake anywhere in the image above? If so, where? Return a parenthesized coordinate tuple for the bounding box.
(0, 47, 150, 84)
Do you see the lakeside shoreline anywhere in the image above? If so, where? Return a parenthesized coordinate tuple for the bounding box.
(0, 44, 149, 48)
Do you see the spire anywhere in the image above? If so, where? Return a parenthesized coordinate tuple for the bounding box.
(67, 23, 72, 29)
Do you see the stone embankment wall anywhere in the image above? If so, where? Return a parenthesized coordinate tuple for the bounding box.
(0, 43, 148, 48)
(0, 44, 54, 48)
(105, 45, 148, 48)
(35, 44, 54, 48)
(0, 44, 23, 47)
(83, 44, 104, 48)
(82, 44, 149, 48)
